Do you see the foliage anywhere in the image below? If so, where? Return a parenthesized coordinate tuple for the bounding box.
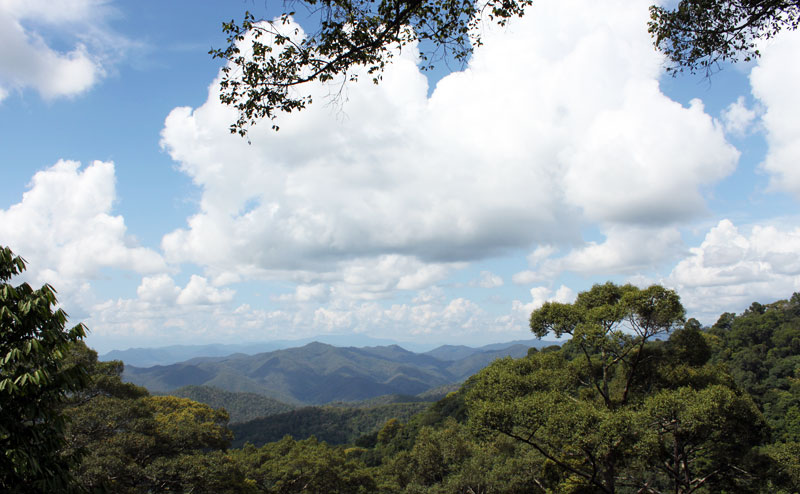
(41, 281, 800, 492)
(635, 384, 768, 492)
(0, 246, 89, 493)
(210, 0, 537, 134)
(231, 402, 428, 447)
(62, 343, 239, 493)
(232, 436, 376, 493)
(211, 0, 800, 133)
(168, 385, 296, 423)
(529, 282, 685, 407)
(708, 295, 800, 442)
(385, 418, 552, 494)
(469, 283, 768, 493)
(649, 0, 800, 75)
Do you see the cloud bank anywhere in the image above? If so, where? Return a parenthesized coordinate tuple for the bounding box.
(160, 0, 737, 295)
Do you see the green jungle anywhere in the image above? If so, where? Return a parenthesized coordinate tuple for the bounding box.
(2, 242, 799, 493)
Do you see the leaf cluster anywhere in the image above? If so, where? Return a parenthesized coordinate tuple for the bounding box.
(0, 246, 89, 492)
(210, 0, 533, 134)
(649, 0, 800, 75)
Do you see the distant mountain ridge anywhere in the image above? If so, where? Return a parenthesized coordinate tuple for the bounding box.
(123, 339, 555, 405)
(101, 335, 422, 367)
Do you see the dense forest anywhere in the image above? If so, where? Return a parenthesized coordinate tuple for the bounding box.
(2, 246, 799, 493)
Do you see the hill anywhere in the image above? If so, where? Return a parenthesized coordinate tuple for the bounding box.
(165, 385, 296, 423)
(230, 402, 430, 447)
(123, 340, 536, 405)
(422, 339, 552, 361)
(101, 335, 425, 367)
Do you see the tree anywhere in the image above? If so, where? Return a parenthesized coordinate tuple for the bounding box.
(231, 436, 377, 494)
(213, 0, 800, 134)
(529, 282, 685, 408)
(61, 346, 242, 493)
(0, 246, 89, 493)
(649, 0, 800, 75)
(468, 283, 769, 493)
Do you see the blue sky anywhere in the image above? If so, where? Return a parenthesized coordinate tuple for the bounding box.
(2, 0, 799, 353)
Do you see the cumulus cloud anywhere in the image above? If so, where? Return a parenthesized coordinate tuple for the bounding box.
(721, 96, 758, 136)
(750, 28, 800, 197)
(160, 0, 737, 289)
(275, 283, 329, 303)
(513, 225, 684, 284)
(89, 278, 522, 350)
(667, 219, 800, 321)
(471, 270, 504, 288)
(176, 275, 235, 305)
(331, 255, 460, 300)
(137, 274, 180, 305)
(0, 0, 128, 100)
(0, 160, 166, 296)
(87, 296, 284, 350)
(512, 285, 575, 319)
(64, 0, 759, 350)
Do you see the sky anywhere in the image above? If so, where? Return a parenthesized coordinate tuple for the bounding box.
(1, 0, 799, 353)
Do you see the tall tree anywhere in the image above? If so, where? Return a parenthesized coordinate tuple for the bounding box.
(61, 344, 243, 493)
(468, 283, 768, 493)
(529, 282, 685, 408)
(0, 246, 89, 493)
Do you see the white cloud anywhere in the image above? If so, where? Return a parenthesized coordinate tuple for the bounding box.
(0, 0, 127, 100)
(513, 225, 684, 283)
(750, 28, 800, 197)
(412, 286, 445, 304)
(512, 270, 547, 285)
(526, 245, 557, 266)
(86, 295, 295, 351)
(562, 96, 737, 224)
(721, 96, 757, 136)
(309, 295, 489, 336)
(472, 270, 504, 288)
(512, 285, 575, 318)
(46, 0, 768, 351)
(329, 255, 459, 300)
(137, 274, 180, 305)
(275, 283, 329, 303)
(0, 160, 166, 297)
(667, 219, 800, 321)
(160, 0, 737, 287)
(556, 226, 684, 275)
(176, 275, 235, 305)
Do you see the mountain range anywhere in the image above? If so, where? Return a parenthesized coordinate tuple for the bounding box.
(122, 339, 556, 405)
(101, 335, 420, 368)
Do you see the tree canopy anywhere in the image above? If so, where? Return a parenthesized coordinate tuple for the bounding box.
(0, 246, 89, 492)
(212, 0, 800, 134)
(649, 0, 800, 75)
(468, 283, 770, 493)
(4, 258, 797, 491)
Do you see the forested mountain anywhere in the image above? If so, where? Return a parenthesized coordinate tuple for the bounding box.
(123, 341, 535, 404)
(101, 335, 422, 367)
(166, 385, 296, 424)
(230, 402, 431, 447)
(422, 339, 552, 361)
